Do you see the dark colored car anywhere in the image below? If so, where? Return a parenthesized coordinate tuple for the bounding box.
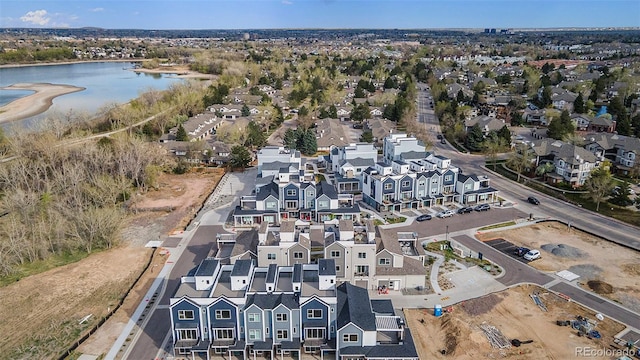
(416, 214, 432, 222)
(527, 196, 540, 205)
(514, 247, 530, 257)
(474, 203, 491, 211)
(440, 138, 446, 144)
(437, 134, 443, 140)
(457, 206, 473, 214)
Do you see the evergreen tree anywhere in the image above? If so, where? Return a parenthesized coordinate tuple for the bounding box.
(541, 86, 552, 107)
(574, 92, 585, 114)
(497, 125, 512, 144)
(175, 124, 188, 141)
(354, 87, 366, 98)
(244, 121, 266, 148)
(230, 145, 252, 168)
(360, 131, 373, 143)
(384, 77, 397, 89)
(283, 128, 298, 149)
(465, 124, 485, 152)
(559, 109, 574, 136)
(456, 89, 465, 104)
(300, 129, 317, 156)
(610, 181, 633, 207)
(241, 104, 250, 117)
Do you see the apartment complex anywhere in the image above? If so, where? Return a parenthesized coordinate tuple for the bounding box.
(169, 259, 418, 360)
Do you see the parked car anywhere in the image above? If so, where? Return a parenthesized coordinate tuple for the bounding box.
(437, 134, 443, 140)
(440, 138, 446, 144)
(457, 206, 473, 214)
(416, 214, 432, 222)
(523, 249, 541, 261)
(436, 210, 455, 218)
(527, 196, 540, 205)
(514, 247, 530, 257)
(474, 203, 491, 211)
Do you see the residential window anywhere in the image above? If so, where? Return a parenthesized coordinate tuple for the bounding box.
(215, 329, 234, 340)
(358, 252, 366, 259)
(248, 329, 261, 340)
(178, 310, 194, 320)
(266, 201, 276, 209)
(276, 313, 288, 322)
(178, 329, 197, 340)
(286, 201, 297, 208)
(286, 189, 297, 196)
(306, 328, 325, 339)
(364, 177, 368, 184)
(418, 181, 425, 187)
(215, 310, 231, 320)
(445, 175, 452, 182)
(330, 250, 340, 258)
(384, 183, 392, 190)
(276, 330, 289, 340)
(307, 309, 322, 319)
(248, 313, 260, 322)
(293, 252, 303, 259)
(355, 265, 368, 275)
(335, 265, 341, 272)
(401, 180, 410, 187)
(379, 258, 390, 265)
(465, 184, 472, 190)
(343, 334, 358, 342)
(318, 200, 329, 208)
(268, 253, 276, 260)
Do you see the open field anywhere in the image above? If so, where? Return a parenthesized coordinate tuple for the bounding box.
(477, 221, 640, 313)
(0, 169, 225, 359)
(405, 285, 626, 360)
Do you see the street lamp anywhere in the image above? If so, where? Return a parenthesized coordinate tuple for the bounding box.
(446, 225, 449, 242)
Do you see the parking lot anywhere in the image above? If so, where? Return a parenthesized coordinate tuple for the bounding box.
(484, 238, 532, 264)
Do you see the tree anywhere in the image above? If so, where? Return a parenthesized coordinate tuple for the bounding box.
(483, 137, 506, 171)
(547, 110, 573, 140)
(328, 105, 338, 119)
(456, 89, 465, 104)
(241, 104, 250, 117)
(535, 162, 555, 178)
(541, 86, 552, 107)
(497, 125, 511, 144)
(610, 181, 633, 207)
(354, 87, 366, 98)
(244, 121, 266, 148)
(175, 124, 188, 141)
(465, 124, 485, 152)
(583, 163, 614, 211)
(230, 145, 252, 168)
(283, 128, 298, 149)
(507, 144, 533, 182)
(360, 131, 373, 143)
(574, 92, 585, 114)
(299, 129, 317, 156)
(383, 76, 397, 89)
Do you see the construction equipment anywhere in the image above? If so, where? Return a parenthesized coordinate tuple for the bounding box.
(511, 339, 534, 347)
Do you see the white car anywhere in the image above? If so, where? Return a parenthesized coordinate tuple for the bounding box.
(523, 249, 541, 261)
(436, 210, 455, 218)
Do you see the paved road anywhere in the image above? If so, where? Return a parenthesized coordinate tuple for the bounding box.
(125, 224, 223, 360)
(452, 234, 553, 286)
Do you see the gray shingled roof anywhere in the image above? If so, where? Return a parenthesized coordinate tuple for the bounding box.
(195, 258, 219, 277)
(318, 259, 336, 276)
(336, 282, 375, 331)
(231, 259, 253, 277)
(316, 181, 338, 199)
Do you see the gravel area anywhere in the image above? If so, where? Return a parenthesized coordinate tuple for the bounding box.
(567, 264, 603, 280)
(540, 243, 587, 258)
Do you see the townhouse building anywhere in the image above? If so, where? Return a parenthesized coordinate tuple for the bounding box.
(234, 171, 360, 227)
(328, 143, 378, 194)
(256, 146, 302, 176)
(529, 139, 600, 187)
(382, 133, 426, 163)
(584, 133, 640, 175)
(169, 259, 417, 360)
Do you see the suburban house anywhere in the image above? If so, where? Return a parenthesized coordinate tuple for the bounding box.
(316, 118, 351, 151)
(160, 111, 224, 143)
(586, 116, 616, 133)
(382, 133, 426, 163)
(584, 133, 640, 175)
(523, 105, 548, 126)
(529, 139, 600, 187)
(257, 146, 302, 176)
(551, 91, 578, 112)
(364, 118, 396, 146)
(256, 220, 312, 267)
(169, 259, 418, 360)
(464, 115, 505, 136)
(207, 140, 232, 165)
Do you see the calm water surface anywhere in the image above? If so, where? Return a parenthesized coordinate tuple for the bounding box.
(0, 62, 185, 126)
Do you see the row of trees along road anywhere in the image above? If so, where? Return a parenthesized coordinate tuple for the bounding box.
(0, 130, 168, 277)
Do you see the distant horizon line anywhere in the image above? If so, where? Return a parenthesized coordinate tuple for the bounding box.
(2, 26, 640, 32)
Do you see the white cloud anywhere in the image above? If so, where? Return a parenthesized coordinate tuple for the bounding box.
(90, 7, 104, 12)
(20, 9, 50, 26)
(282, 0, 293, 4)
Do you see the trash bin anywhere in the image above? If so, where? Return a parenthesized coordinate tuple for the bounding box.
(434, 304, 443, 317)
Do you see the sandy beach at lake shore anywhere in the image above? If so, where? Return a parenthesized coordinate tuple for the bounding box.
(0, 83, 85, 123)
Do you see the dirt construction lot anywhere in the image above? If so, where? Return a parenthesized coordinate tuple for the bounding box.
(477, 221, 640, 313)
(406, 285, 626, 360)
(0, 169, 224, 359)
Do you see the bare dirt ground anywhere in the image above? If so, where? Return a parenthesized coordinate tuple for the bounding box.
(477, 221, 640, 313)
(0, 169, 225, 359)
(405, 284, 625, 360)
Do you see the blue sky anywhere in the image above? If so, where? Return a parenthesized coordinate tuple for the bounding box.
(1, 1, 638, 29)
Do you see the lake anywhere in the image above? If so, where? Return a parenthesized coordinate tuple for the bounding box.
(0, 62, 185, 126)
